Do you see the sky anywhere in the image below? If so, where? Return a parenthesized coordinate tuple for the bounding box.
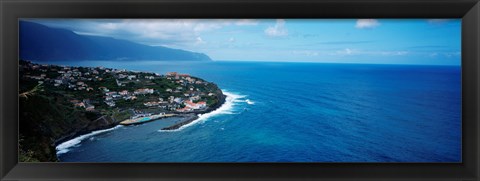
(26, 19, 461, 65)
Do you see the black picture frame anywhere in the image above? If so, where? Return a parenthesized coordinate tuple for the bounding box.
(1, 0, 479, 180)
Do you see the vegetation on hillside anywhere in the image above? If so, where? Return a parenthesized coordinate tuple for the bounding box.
(19, 60, 225, 162)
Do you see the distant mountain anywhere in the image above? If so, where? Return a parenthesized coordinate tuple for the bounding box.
(19, 21, 212, 61)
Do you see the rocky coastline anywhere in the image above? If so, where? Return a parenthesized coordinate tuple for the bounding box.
(54, 89, 226, 150)
(20, 60, 227, 162)
(53, 115, 120, 147)
(161, 86, 226, 131)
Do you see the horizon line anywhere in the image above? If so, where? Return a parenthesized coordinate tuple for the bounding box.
(21, 59, 461, 67)
(212, 59, 461, 66)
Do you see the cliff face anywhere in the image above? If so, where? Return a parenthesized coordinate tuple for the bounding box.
(208, 87, 227, 111)
(19, 93, 119, 162)
(53, 115, 119, 147)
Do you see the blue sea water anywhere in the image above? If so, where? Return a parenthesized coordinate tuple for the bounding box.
(53, 61, 461, 162)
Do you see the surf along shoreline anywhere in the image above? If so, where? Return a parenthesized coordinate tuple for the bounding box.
(55, 90, 227, 155)
(161, 91, 226, 130)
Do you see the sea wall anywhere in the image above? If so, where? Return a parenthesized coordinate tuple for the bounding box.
(161, 114, 199, 131)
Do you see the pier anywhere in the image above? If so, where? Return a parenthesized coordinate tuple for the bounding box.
(119, 113, 176, 125)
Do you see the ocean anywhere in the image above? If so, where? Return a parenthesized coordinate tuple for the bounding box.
(52, 61, 461, 162)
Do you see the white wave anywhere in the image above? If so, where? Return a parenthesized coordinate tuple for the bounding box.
(159, 90, 243, 132)
(233, 98, 255, 105)
(56, 125, 123, 155)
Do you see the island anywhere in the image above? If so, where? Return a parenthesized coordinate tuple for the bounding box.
(19, 60, 226, 162)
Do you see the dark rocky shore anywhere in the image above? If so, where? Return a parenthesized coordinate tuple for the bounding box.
(161, 89, 227, 131)
(55, 89, 226, 149)
(53, 115, 121, 147)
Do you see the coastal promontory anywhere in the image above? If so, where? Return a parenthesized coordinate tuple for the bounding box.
(19, 60, 225, 162)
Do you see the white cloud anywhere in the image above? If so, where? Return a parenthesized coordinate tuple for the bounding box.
(52, 19, 261, 49)
(334, 48, 408, 56)
(98, 22, 119, 30)
(228, 37, 235, 42)
(443, 51, 461, 57)
(195, 37, 206, 45)
(381, 51, 408, 56)
(35, 19, 257, 52)
(428, 51, 461, 58)
(335, 48, 356, 55)
(265, 19, 288, 37)
(355, 19, 380, 29)
(88, 19, 220, 48)
(292, 50, 319, 56)
(427, 19, 453, 24)
(235, 19, 259, 26)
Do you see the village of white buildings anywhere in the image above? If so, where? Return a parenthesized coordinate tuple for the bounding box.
(20, 61, 221, 114)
